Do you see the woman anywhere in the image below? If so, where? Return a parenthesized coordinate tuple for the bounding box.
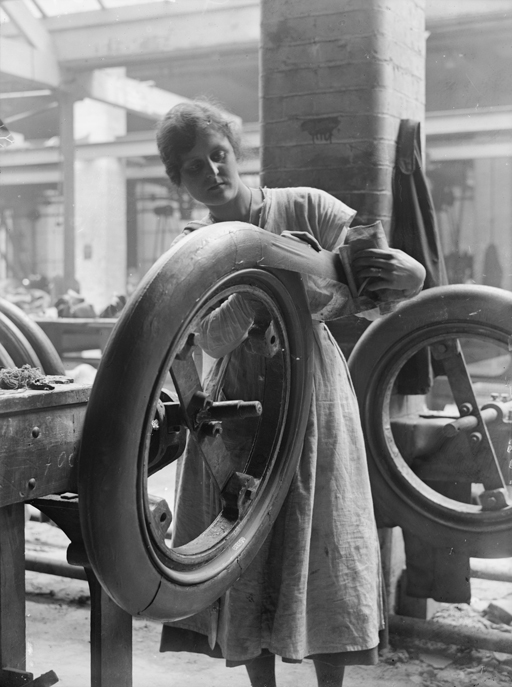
(156, 101, 425, 687)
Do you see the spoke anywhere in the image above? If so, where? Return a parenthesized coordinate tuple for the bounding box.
(188, 432, 236, 491)
(170, 341, 204, 431)
(431, 338, 507, 493)
(170, 344, 234, 491)
(147, 494, 173, 546)
(221, 472, 260, 521)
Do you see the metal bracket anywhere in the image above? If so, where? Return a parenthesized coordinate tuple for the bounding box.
(431, 338, 507, 493)
(221, 472, 260, 521)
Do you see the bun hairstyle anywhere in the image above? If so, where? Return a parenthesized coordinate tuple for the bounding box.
(156, 100, 243, 186)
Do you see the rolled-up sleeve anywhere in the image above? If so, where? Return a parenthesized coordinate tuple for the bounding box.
(197, 294, 255, 359)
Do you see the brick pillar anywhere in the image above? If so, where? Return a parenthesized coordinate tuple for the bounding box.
(74, 98, 127, 314)
(260, 0, 426, 228)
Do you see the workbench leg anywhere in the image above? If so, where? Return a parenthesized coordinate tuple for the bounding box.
(0, 503, 33, 686)
(86, 571, 133, 687)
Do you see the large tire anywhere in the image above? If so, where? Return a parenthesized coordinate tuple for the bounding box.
(349, 284, 512, 557)
(0, 311, 42, 369)
(0, 298, 64, 375)
(79, 223, 314, 621)
(0, 342, 15, 368)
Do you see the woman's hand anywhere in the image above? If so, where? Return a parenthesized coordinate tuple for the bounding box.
(350, 248, 426, 298)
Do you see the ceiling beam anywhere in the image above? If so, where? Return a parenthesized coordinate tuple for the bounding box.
(3, 101, 57, 125)
(428, 140, 512, 161)
(1, 0, 54, 51)
(0, 121, 258, 168)
(0, 36, 60, 88)
(0, 0, 60, 87)
(426, 107, 512, 136)
(14, 1, 260, 69)
(69, 69, 242, 125)
(29, 0, 47, 18)
(71, 70, 191, 120)
(5, 137, 512, 187)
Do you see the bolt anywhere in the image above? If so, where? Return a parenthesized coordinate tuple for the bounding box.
(28, 478, 36, 490)
(459, 403, 473, 416)
(470, 432, 482, 445)
(31, 427, 40, 438)
(201, 421, 223, 437)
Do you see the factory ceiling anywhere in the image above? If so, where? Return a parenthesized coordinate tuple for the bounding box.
(0, 1, 511, 144)
(0, 0, 258, 139)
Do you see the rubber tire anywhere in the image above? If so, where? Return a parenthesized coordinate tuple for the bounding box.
(0, 311, 42, 370)
(349, 284, 512, 557)
(0, 298, 64, 375)
(79, 223, 314, 620)
(0, 342, 15, 368)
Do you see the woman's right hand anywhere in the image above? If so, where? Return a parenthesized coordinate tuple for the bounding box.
(351, 248, 426, 299)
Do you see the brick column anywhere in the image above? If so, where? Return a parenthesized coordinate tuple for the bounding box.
(260, 0, 426, 228)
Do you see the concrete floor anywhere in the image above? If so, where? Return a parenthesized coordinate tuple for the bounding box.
(23, 516, 512, 687)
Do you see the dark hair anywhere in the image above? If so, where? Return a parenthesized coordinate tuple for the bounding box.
(156, 100, 243, 186)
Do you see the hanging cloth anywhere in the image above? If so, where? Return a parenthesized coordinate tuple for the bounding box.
(390, 119, 448, 288)
(390, 120, 448, 395)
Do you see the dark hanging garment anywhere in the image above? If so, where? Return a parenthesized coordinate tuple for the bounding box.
(390, 120, 448, 396)
(389, 121, 469, 606)
(390, 119, 448, 289)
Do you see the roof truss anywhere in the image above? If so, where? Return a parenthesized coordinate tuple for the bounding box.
(0, 0, 60, 87)
(0, 1, 255, 119)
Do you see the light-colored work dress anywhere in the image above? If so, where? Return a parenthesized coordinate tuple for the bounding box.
(162, 186, 384, 664)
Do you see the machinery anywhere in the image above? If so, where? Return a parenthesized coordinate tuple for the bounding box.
(0, 222, 510, 686)
(350, 285, 512, 558)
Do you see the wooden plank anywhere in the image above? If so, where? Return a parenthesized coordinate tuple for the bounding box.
(0, 384, 90, 414)
(0, 503, 32, 683)
(34, 498, 133, 687)
(87, 571, 133, 687)
(0, 384, 90, 507)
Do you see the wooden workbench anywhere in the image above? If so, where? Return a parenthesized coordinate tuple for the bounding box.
(0, 383, 133, 687)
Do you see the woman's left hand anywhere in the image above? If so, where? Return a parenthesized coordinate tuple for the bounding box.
(351, 248, 426, 298)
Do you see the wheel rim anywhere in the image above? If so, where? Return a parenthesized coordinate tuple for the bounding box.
(142, 274, 296, 583)
(349, 285, 512, 557)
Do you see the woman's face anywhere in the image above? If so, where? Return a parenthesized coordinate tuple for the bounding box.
(179, 129, 241, 209)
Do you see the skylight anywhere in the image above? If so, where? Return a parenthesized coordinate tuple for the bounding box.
(6, 0, 176, 20)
